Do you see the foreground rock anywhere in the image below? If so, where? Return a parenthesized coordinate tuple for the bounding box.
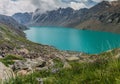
(17, 70, 28, 76)
(63, 62, 72, 69)
(12, 57, 53, 72)
(0, 62, 15, 83)
(66, 56, 80, 61)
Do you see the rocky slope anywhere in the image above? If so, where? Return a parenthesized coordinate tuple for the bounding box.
(12, 12, 32, 25)
(0, 23, 59, 59)
(75, 1, 120, 33)
(0, 14, 28, 30)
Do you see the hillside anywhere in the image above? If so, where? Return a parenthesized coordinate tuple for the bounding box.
(0, 14, 28, 30)
(0, 14, 63, 67)
(0, 23, 60, 59)
(75, 1, 120, 33)
(12, 12, 32, 25)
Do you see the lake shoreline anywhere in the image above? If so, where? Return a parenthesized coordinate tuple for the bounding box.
(24, 26, 120, 54)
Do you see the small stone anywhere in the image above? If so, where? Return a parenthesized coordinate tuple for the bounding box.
(51, 68, 59, 74)
(19, 48, 29, 54)
(36, 78, 43, 84)
(115, 53, 120, 59)
(17, 70, 28, 76)
(63, 62, 72, 69)
(66, 56, 79, 61)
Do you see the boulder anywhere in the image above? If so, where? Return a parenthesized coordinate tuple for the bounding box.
(66, 56, 79, 61)
(36, 78, 43, 84)
(63, 62, 72, 69)
(12, 60, 29, 70)
(0, 56, 3, 59)
(115, 53, 120, 59)
(17, 70, 28, 76)
(12, 57, 46, 71)
(0, 62, 15, 83)
(19, 48, 29, 54)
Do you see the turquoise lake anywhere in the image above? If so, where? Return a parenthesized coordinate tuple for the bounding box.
(24, 26, 120, 54)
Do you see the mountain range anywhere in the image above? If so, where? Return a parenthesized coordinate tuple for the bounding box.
(75, 1, 120, 33)
(12, 12, 32, 25)
(12, 1, 120, 33)
(12, 7, 88, 27)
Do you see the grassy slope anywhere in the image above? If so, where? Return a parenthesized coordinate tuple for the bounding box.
(4, 49, 120, 84)
(0, 23, 58, 57)
(5, 57, 120, 84)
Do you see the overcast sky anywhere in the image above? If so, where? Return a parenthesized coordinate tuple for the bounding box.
(0, 0, 117, 16)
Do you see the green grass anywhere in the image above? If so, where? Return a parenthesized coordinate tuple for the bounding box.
(53, 58, 64, 68)
(3, 55, 120, 84)
(0, 54, 24, 66)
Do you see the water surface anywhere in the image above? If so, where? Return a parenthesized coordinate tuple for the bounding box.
(24, 26, 120, 54)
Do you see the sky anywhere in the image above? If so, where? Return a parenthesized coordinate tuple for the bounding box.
(0, 0, 118, 16)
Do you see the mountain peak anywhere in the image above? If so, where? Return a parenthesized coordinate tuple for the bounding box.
(109, 0, 120, 6)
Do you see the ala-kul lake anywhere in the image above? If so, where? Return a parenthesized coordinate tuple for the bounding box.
(24, 26, 120, 54)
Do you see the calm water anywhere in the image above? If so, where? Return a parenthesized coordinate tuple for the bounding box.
(24, 26, 120, 54)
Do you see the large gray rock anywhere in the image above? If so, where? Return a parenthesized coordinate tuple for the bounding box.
(12, 57, 46, 71)
(0, 62, 15, 83)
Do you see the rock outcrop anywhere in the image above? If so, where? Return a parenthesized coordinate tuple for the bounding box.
(12, 57, 48, 71)
(0, 62, 15, 83)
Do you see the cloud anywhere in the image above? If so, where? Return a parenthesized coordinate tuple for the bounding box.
(69, 2, 87, 10)
(30, 0, 65, 13)
(0, 0, 118, 16)
(92, 0, 118, 2)
(30, 0, 89, 13)
(0, 0, 35, 16)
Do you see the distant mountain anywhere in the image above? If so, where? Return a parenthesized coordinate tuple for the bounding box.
(0, 14, 28, 30)
(12, 7, 88, 27)
(31, 7, 89, 27)
(12, 1, 120, 33)
(12, 12, 32, 25)
(74, 1, 120, 33)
